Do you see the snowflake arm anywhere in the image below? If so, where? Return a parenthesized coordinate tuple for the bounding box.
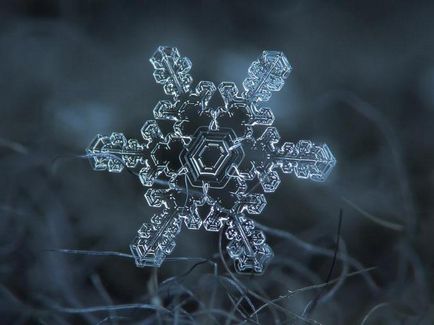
(254, 127, 337, 184)
(130, 209, 182, 267)
(150, 46, 193, 99)
(274, 140, 336, 182)
(243, 50, 292, 103)
(226, 213, 273, 273)
(86, 132, 146, 173)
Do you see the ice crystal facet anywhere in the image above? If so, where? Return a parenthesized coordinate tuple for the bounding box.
(86, 46, 336, 274)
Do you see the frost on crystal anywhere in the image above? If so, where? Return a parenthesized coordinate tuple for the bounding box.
(86, 46, 336, 274)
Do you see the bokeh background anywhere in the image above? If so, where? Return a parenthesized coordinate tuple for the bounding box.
(1, 0, 433, 324)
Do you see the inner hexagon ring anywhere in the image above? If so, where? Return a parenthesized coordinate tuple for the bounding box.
(180, 127, 245, 189)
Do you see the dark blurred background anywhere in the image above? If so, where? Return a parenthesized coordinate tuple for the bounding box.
(1, 0, 433, 324)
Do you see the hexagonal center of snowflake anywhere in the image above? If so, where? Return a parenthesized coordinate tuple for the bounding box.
(181, 127, 244, 189)
(196, 142, 228, 173)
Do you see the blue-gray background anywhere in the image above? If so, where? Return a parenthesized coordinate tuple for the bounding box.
(1, 0, 433, 324)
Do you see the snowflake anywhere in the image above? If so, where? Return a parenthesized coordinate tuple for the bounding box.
(86, 46, 336, 274)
